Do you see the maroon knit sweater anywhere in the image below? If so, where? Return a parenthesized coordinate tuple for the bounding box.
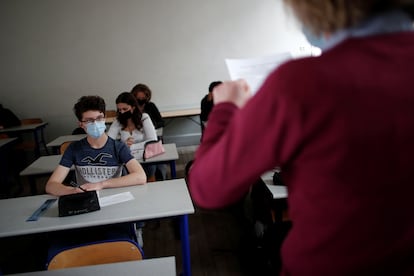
(189, 32, 414, 275)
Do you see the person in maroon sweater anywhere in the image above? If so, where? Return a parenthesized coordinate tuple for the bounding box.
(188, 1, 414, 275)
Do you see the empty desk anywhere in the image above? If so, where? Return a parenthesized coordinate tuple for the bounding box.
(0, 122, 48, 157)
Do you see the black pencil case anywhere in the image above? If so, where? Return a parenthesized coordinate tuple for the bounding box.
(58, 190, 100, 217)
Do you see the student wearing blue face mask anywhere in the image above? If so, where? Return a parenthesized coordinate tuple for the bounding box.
(46, 95, 147, 196)
(45, 95, 147, 253)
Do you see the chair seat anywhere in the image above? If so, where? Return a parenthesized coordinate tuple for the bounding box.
(47, 240, 143, 270)
(60, 141, 72, 154)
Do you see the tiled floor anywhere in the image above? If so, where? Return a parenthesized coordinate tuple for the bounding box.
(175, 145, 198, 177)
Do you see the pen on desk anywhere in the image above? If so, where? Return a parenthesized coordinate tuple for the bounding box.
(70, 181, 87, 192)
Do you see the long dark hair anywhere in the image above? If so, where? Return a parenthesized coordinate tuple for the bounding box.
(115, 92, 143, 130)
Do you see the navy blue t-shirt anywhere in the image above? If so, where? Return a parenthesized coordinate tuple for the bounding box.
(59, 137, 134, 185)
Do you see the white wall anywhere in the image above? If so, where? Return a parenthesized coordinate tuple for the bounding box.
(0, 0, 309, 141)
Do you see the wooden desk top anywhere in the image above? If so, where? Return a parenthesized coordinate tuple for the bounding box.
(105, 108, 201, 121)
(105, 116, 115, 124)
(105, 108, 200, 120)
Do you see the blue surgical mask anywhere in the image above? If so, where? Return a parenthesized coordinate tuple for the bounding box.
(302, 26, 328, 49)
(86, 121, 106, 139)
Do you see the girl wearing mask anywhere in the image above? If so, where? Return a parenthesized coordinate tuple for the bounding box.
(131, 83, 164, 129)
(108, 92, 158, 181)
(131, 83, 166, 180)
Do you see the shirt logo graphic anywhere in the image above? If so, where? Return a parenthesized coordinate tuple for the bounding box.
(81, 153, 112, 165)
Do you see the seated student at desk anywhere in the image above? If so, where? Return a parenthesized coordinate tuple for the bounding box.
(45, 95, 147, 251)
(0, 103, 21, 129)
(131, 83, 166, 180)
(200, 81, 222, 135)
(107, 92, 158, 182)
(46, 95, 146, 196)
(131, 83, 164, 130)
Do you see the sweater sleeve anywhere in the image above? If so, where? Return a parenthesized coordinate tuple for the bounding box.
(129, 113, 157, 151)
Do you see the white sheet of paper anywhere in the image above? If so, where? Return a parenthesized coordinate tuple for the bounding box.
(225, 52, 291, 94)
(98, 191, 135, 207)
(132, 149, 144, 160)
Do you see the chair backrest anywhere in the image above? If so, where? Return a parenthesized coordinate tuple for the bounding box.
(47, 240, 143, 270)
(20, 118, 43, 125)
(105, 110, 117, 118)
(60, 141, 72, 154)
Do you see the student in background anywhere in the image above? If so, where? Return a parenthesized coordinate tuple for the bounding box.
(107, 92, 158, 182)
(131, 83, 166, 180)
(200, 81, 222, 133)
(0, 104, 21, 129)
(131, 83, 164, 129)
(188, 1, 414, 275)
(46, 95, 146, 196)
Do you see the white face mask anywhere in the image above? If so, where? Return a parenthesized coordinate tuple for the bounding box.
(86, 121, 106, 139)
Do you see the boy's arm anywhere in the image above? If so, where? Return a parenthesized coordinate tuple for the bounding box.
(45, 165, 80, 196)
(113, 158, 147, 186)
(81, 159, 147, 191)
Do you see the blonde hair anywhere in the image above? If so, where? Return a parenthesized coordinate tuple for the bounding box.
(283, 0, 414, 35)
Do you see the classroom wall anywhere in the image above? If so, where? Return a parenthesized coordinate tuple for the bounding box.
(0, 0, 310, 144)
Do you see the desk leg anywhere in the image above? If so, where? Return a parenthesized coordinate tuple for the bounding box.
(28, 176, 37, 195)
(51, 146, 60, 155)
(170, 161, 176, 179)
(33, 130, 41, 158)
(39, 127, 49, 155)
(179, 215, 191, 276)
(0, 154, 9, 195)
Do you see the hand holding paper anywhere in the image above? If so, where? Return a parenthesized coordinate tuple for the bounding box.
(225, 52, 291, 95)
(213, 79, 252, 108)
